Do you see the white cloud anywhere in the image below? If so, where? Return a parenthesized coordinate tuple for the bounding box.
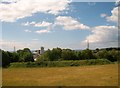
(21, 21, 36, 26)
(116, 0, 120, 5)
(83, 26, 118, 44)
(0, 0, 70, 22)
(24, 29, 31, 32)
(100, 13, 107, 18)
(55, 16, 90, 30)
(106, 7, 118, 23)
(22, 22, 30, 26)
(0, 0, 20, 3)
(35, 25, 53, 34)
(30, 21, 36, 25)
(34, 21, 52, 27)
(35, 29, 50, 34)
(22, 21, 52, 27)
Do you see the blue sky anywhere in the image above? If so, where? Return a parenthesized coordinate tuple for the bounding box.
(0, 0, 118, 51)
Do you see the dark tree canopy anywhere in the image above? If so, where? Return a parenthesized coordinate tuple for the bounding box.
(17, 48, 34, 62)
(2, 50, 10, 67)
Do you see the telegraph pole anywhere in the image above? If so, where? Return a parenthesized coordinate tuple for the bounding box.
(14, 46, 16, 52)
(87, 40, 89, 49)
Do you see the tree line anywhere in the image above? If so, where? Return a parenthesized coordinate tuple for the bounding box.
(1, 48, 34, 67)
(0, 47, 119, 67)
(37, 47, 119, 63)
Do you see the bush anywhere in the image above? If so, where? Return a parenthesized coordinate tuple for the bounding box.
(9, 59, 112, 68)
(26, 62, 38, 67)
(86, 59, 111, 65)
(10, 62, 27, 68)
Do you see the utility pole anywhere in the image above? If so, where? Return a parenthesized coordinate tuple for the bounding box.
(87, 40, 89, 49)
(14, 46, 16, 52)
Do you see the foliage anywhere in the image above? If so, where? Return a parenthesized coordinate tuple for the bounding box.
(95, 49, 119, 62)
(2, 50, 10, 67)
(1, 48, 34, 67)
(9, 59, 112, 68)
(0, 49, 2, 67)
(10, 62, 27, 68)
(61, 49, 77, 60)
(17, 48, 34, 62)
(81, 49, 96, 60)
(7, 52, 19, 62)
(37, 48, 97, 61)
(1, 47, 119, 68)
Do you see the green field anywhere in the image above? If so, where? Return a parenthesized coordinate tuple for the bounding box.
(2, 64, 118, 86)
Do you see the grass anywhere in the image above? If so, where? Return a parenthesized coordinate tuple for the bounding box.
(2, 64, 118, 86)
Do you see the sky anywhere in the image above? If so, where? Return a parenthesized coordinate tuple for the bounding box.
(0, 0, 119, 51)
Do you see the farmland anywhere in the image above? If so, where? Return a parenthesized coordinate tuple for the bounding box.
(2, 64, 118, 86)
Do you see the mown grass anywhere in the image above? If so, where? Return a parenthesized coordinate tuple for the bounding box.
(2, 64, 118, 86)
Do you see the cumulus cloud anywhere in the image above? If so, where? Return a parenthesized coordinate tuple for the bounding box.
(0, 0, 20, 3)
(35, 26, 52, 34)
(106, 7, 118, 22)
(100, 13, 107, 18)
(24, 29, 31, 32)
(34, 21, 52, 27)
(0, 0, 70, 22)
(116, 0, 120, 5)
(22, 21, 52, 27)
(33, 16, 90, 34)
(83, 26, 118, 44)
(22, 21, 36, 26)
(1, 0, 19, 2)
(55, 16, 90, 30)
(35, 29, 50, 34)
(22, 22, 31, 26)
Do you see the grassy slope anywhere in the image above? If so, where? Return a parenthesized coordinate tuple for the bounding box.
(2, 64, 118, 86)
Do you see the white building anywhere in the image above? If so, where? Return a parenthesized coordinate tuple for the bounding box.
(33, 47, 44, 61)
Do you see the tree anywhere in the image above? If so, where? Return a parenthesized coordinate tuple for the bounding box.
(2, 50, 10, 67)
(7, 52, 19, 62)
(17, 49, 24, 62)
(37, 48, 62, 61)
(51, 48, 62, 61)
(0, 49, 2, 67)
(23, 52, 34, 62)
(95, 50, 107, 59)
(81, 49, 96, 60)
(105, 49, 118, 62)
(77, 51, 82, 60)
(61, 49, 76, 60)
(17, 48, 34, 62)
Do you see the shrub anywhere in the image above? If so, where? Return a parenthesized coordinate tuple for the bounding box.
(9, 62, 26, 68)
(9, 59, 112, 68)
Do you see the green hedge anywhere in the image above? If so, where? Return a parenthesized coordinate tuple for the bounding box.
(10, 62, 27, 68)
(9, 59, 112, 68)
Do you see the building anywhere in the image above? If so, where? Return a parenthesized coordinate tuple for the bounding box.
(32, 47, 44, 61)
(40, 47, 44, 55)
